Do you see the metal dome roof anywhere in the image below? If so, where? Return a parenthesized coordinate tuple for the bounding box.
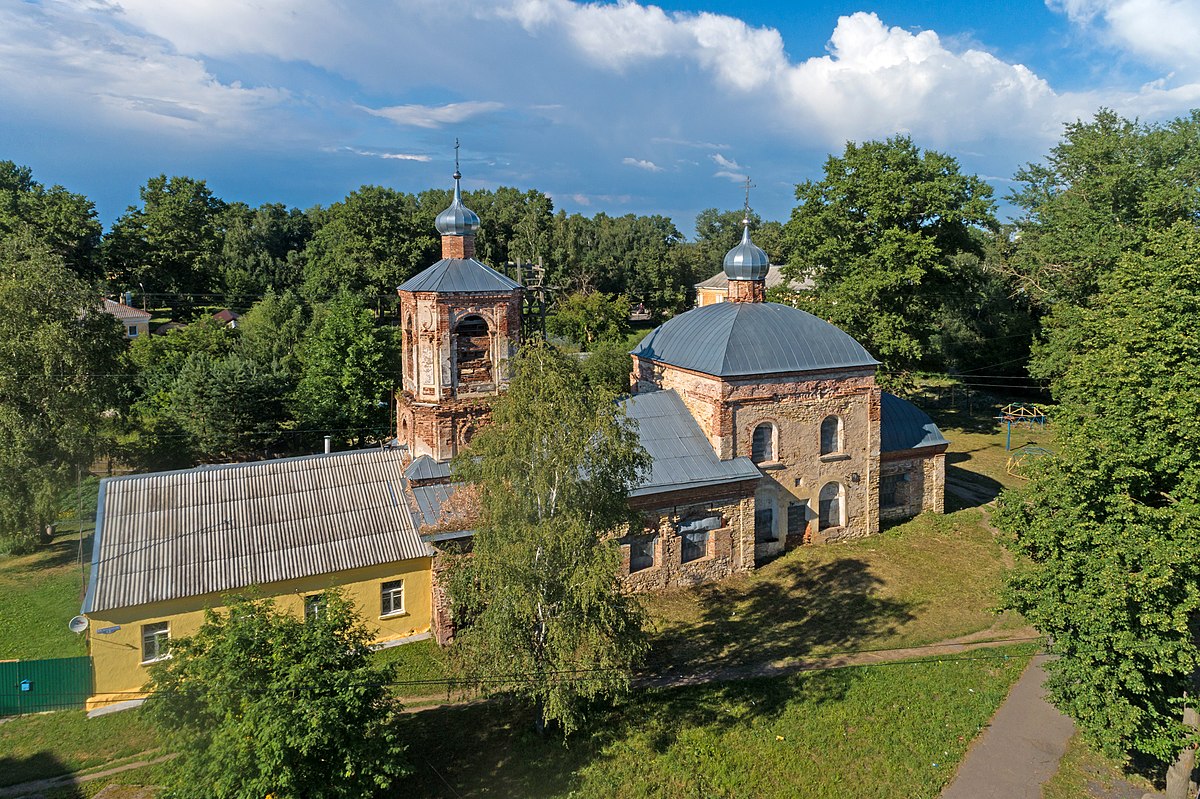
(631, 301, 878, 378)
(722, 222, 769, 281)
(434, 171, 481, 237)
(397, 258, 521, 294)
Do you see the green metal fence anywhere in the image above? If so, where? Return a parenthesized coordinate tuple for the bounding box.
(0, 656, 93, 716)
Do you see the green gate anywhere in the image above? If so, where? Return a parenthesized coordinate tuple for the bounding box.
(0, 656, 93, 716)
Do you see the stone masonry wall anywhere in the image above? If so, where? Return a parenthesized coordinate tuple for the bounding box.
(879, 447, 947, 521)
(618, 491, 756, 592)
(632, 360, 881, 543)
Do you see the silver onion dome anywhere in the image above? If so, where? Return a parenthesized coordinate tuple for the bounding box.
(434, 169, 481, 237)
(722, 220, 770, 281)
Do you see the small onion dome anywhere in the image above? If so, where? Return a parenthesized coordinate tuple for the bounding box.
(723, 221, 770, 281)
(434, 170, 481, 236)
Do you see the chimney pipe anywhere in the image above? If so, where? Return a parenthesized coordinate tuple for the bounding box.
(323, 436, 332, 455)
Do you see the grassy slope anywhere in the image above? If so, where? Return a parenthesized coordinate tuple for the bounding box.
(400, 645, 1035, 799)
(0, 477, 99, 660)
(0, 709, 163, 787)
(645, 509, 1025, 672)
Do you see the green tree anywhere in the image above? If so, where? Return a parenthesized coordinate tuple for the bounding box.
(219, 202, 312, 304)
(292, 291, 398, 447)
(547, 290, 630, 350)
(580, 338, 634, 398)
(103, 175, 226, 314)
(161, 352, 292, 463)
(301, 186, 437, 302)
(0, 161, 102, 279)
(237, 289, 309, 375)
(998, 222, 1200, 772)
(783, 136, 998, 375)
(145, 591, 408, 799)
(0, 232, 124, 551)
(1007, 109, 1200, 308)
(449, 342, 650, 734)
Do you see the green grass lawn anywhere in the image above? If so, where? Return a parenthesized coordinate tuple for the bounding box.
(399, 644, 1035, 798)
(0, 708, 163, 787)
(1041, 732, 1160, 799)
(0, 536, 89, 660)
(644, 508, 1027, 672)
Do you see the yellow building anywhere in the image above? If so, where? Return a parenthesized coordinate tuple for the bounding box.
(82, 448, 434, 711)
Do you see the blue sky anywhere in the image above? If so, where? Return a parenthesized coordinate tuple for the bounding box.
(2, 0, 1198, 235)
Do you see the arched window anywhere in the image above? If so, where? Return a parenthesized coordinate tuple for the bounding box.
(751, 422, 776, 463)
(819, 482, 844, 530)
(820, 415, 842, 455)
(403, 315, 415, 386)
(455, 315, 492, 386)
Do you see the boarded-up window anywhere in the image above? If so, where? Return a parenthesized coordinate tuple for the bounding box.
(455, 315, 491, 386)
(819, 482, 843, 530)
(751, 423, 775, 463)
(881, 474, 905, 508)
(630, 536, 657, 573)
(787, 501, 808, 537)
(681, 529, 708, 563)
(820, 416, 842, 455)
(754, 504, 775, 542)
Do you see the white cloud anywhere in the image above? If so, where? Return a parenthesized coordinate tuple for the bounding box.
(710, 153, 747, 182)
(623, 157, 663, 172)
(1049, 0, 1200, 75)
(361, 101, 504, 129)
(337, 146, 432, 162)
(0, 2, 285, 137)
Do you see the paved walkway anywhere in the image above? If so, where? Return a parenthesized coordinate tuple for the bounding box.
(941, 654, 1076, 799)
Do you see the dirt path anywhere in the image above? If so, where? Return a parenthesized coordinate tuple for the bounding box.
(0, 754, 176, 799)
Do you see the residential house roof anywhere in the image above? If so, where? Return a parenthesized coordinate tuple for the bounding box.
(83, 448, 430, 614)
(98, 298, 152, 323)
(621, 389, 761, 497)
(695, 264, 814, 292)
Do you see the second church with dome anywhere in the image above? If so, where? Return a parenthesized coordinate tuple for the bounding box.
(400, 174, 948, 594)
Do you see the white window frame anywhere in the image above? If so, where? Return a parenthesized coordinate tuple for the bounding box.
(380, 580, 406, 617)
(140, 621, 170, 664)
(304, 593, 325, 623)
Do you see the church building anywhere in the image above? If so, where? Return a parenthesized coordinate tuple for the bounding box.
(397, 174, 949, 594)
(78, 161, 946, 710)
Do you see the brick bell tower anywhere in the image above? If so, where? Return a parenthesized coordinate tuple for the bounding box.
(396, 146, 523, 462)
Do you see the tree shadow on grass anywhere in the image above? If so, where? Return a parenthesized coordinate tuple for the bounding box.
(945, 453, 1006, 511)
(0, 751, 74, 790)
(646, 557, 916, 673)
(398, 666, 861, 798)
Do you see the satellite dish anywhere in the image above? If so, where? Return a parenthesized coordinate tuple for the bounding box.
(68, 615, 89, 634)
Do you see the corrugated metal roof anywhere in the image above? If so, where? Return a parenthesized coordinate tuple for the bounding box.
(83, 449, 430, 614)
(98, 298, 152, 322)
(695, 265, 813, 292)
(397, 258, 521, 294)
(880, 392, 949, 452)
(621, 389, 761, 497)
(632, 301, 879, 378)
(404, 455, 451, 483)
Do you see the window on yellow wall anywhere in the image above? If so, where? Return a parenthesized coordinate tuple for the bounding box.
(380, 581, 405, 617)
(304, 594, 325, 623)
(141, 621, 169, 663)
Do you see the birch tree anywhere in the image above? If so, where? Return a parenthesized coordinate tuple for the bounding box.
(448, 341, 649, 735)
